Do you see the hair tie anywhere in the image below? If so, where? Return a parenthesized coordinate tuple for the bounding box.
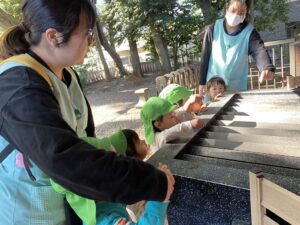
(19, 22, 30, 33)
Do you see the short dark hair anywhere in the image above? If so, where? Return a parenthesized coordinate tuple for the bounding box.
(152, 116, 163, 132)
(224, 0, 252, 20)
(207, 76, 226, 91)
(0, 0, 96, 59)
(122, 129, 140, 157)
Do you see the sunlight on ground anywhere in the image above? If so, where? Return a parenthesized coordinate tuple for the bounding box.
(92, 102, 133, 126)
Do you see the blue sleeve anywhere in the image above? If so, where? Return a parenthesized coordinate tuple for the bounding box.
(94, 201, 168, 225)
(134, 201, 169, 225)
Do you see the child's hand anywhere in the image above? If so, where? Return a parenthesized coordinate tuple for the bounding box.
(212, 93, 223, 101)
(191, 118, 205, 129)
(136, 200, 146, 218)
(198, 85, 206, 96)
(200, 103, 209, 112)
(158, 163, 175, 202)
(184, 94, 203, 113)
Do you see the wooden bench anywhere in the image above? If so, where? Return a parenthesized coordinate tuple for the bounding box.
(134, 88, 149, 108)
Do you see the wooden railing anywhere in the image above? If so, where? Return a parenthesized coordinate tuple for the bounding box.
(248, 38, 295, 90)
(84, 61, 161, 84)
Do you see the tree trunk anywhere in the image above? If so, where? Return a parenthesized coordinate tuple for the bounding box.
(128, 39, 143, 78)
(181, 49, 185, 67)
(95, 20, 129, 76)
(172, 44, 179, 70)
(94, 28, 112, 81)
(198, 1, 220, 22)
(150, 23, 172, 74)
(249, 0, 254, 24)
(0, 8, 18, 29)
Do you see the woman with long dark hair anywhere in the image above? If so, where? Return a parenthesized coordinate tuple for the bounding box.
(0, 0, 174, 224)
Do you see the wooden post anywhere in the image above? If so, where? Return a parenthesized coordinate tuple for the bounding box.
(289, 42, 296, 76)
(296, 42, 300, 76)
(249, 171, 264, 225)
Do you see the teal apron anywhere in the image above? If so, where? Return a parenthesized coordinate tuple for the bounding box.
(207, 19, 253, 91)
(0, 54, 88, 225)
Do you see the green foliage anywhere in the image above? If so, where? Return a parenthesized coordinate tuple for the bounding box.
(163, 2, 203, 47)
(74, 64, 90, 87)
(0, 0, 22, 21)
(253, 0, 289, 32)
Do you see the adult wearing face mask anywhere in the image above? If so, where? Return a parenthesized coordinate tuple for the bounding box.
(199, 0, 275, 93)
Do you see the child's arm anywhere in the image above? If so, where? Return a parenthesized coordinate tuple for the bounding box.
(176, 107, 196, 121)
(154, 120, 204, 148)
(183, 94, 203, 113)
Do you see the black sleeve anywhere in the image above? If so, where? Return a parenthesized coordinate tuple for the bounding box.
(248, 29, 275, 72)
(199, 24, 214, 85)
(0, 67, 167, 205)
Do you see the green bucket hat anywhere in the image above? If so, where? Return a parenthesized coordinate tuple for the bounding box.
(108, 129, 127, 155)
(140, 97, 177, 144)
(159, 84, 193, 105)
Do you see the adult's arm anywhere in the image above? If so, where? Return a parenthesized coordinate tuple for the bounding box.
(199, 24, 214, 86)
(248, 29, 275, 72)
(0, 67, 167, 205)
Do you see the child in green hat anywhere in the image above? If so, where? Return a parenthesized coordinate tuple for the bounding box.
(51, 129, 171, 225)
(140, 97, 204, 152)
(159, 83, 207, 122)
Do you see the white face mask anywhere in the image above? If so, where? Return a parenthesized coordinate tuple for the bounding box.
(225, 12, 245, 27)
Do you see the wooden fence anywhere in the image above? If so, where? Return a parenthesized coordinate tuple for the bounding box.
(83, 61, 161, 85)
(248, 38, 295, 90)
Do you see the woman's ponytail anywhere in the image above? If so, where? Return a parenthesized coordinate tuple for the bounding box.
(0, 25, 30, 60)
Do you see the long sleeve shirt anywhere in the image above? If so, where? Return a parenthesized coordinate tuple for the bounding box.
(152, 121, 195, 152)
(199, 21, 275, 85)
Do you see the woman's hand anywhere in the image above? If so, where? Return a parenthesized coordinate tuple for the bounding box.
(259, 70, 275, 83)
(158, 163, 175, 202)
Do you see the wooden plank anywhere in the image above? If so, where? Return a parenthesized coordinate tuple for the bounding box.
(218, 114, 300, 124)
(264, 38, 295, 47)
(289, 42, 296, 76)
(197, 138, 300, 158)
(205, 131, 300, 147)
(210, 125, 300, 138)
(250, 171, 264, 225)
(262, 216, 279, 225)
(261, 179, 300, 224)
(188, 145, 300, 170)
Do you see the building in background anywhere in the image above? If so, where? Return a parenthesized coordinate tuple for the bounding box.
(259, 0, 300, 41)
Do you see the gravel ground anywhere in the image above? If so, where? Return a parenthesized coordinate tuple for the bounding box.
(84, 74, 158, 139)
